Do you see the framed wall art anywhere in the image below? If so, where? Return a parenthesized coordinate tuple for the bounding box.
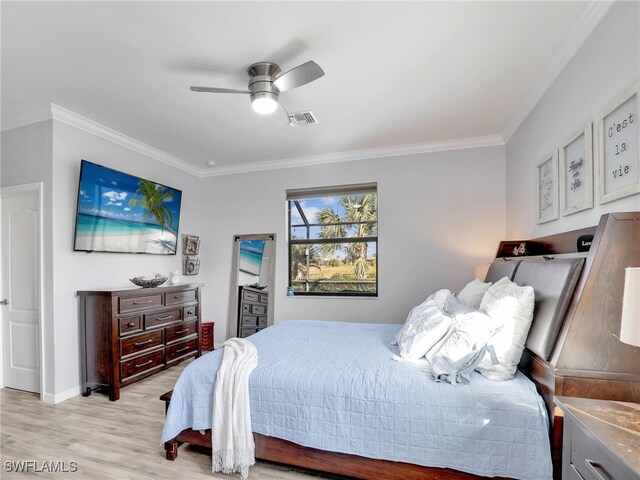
(559, 122, 593, 216)
(182, 234, 200, 255)
(183, 255, 200, 275)
(598, 84, 640, 204)
(536, 150, 559, 224)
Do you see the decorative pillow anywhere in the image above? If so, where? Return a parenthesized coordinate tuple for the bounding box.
(476, 276, 535, 381)
(397, 293, 454, 360)
(428, 311, 502, 384)
(393, 289, 450, 346)
(457, 279, 492, 309)
(444, 294, 477, 317)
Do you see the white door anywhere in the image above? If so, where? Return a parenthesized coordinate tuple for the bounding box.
(1, 186, 41, 393)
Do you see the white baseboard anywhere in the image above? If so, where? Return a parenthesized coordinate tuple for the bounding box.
(42, 386, 81, 404)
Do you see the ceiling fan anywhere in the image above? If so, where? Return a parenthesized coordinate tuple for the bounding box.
(189, 60, 324, 115)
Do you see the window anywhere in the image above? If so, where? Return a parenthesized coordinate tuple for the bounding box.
(287, 183, 377, 296)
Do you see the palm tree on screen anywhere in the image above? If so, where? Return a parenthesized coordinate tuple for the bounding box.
(129, 180, 175, 235)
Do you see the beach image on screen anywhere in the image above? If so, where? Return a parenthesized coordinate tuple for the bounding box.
(74, 161, 182, 254)
(239, 240, 265, 276)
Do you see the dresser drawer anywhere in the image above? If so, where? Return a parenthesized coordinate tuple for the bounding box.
(252, 304, 266, 315)
(166, 319, 198, 344)
(119, 294, 163, 313)
(183, 305, 197, 319)
(240, 327, 257, 338)
(144, 309, 182, 329)
(120, 330, 163, 357)
(241, 315, 258, 327)
(166, 338, 198, 363)
(258, 316, 267, 327)
(166, 289, 196, 305)
(120, 349, 164, 380)
(571, 419, 634, 480)
(119, 315, 142, 335)
(259, 294, 268, 304)
(242, 290, 259, 302)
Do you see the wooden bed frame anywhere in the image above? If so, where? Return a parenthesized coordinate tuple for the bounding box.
(161, 212, 640, 480)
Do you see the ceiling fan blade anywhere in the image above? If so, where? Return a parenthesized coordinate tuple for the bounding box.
(189, 86, 250, 94)
(272, 61, 324, 92)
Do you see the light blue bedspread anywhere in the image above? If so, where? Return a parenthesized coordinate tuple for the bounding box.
(161, 320, 552, 480)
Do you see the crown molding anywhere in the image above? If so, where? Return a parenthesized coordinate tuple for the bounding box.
(201, 135, 505, 177)
(1, 104, 53, 132)
(501, 0, 615, 143)
(3, 103, 503, 178)
(50, 104, 203, 176)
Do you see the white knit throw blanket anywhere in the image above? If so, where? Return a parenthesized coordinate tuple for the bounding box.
(212, 338, 258, 479)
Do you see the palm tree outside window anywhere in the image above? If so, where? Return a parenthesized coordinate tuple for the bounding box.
(287, 183, 377, 296)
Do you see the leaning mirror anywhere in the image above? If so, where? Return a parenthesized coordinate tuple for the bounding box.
(227, 233, 276, 339)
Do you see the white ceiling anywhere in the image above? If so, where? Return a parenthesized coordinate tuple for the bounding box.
(2, 1, 602, 175)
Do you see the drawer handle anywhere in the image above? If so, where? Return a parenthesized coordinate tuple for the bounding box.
(176, 346, 190, 353)
(127, 322, 136, 327)
(135, 360, 153, 368)
(134, 339, 154, 346)
(176, 329, 189, 334)
(585, 459, 611, 480)
(132, 300, 153, 305)
(156, 315, 173, 321)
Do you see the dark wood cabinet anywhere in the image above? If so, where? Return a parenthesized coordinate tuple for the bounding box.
(237, 286, 268, 338)
(201, 322, 214, 351)
(555, 396, 640, 480)
(78, 283, 203, 401)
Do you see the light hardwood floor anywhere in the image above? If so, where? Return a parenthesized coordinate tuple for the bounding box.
(0, 359, 341, 479)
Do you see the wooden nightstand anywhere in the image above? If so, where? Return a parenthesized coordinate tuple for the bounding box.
(201, 322, 214, 351)
(554, 396, 639, 480)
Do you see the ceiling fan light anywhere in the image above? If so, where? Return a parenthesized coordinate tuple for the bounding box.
(251, 92, 278, 115)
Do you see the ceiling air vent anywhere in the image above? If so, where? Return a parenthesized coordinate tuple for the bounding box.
(288, 111, 318, 127)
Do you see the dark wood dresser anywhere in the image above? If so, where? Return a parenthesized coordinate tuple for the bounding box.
(555, 396, 640, 480)
(78, 283, 203, 401)
(237, 286, 268, 338)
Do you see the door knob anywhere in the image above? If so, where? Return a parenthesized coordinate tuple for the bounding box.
(0, 299, 8, 306)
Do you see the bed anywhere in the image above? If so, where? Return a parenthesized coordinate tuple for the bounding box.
(160, 212, 640, 480)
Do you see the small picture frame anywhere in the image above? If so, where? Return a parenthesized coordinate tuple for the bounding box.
(182, 234, 200, 255)
(598, 84, 640, 204)
(559, 122, 593, 216)
(536, 150, 559, 224)
(183, 255, 200, 275)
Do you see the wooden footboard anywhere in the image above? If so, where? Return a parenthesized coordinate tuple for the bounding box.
(160, 390, 563, 479)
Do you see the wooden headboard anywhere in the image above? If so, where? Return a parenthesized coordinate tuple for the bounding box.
(497, 212, 640, 411)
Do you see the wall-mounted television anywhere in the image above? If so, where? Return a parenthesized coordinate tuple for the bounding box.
(239, 240, 265, 276)
(74, 160, 182, 255)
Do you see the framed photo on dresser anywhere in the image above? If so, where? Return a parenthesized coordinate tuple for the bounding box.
(536, 150, 559, 224)
(559, 122, 593, 216)
(598, 84, 640, 204)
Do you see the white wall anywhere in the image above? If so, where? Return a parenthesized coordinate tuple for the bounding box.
(203, 146, 506, 342)
(1, 121, 55, 397)
(506, 1, 640, 238)
(49, 120, 211, 397)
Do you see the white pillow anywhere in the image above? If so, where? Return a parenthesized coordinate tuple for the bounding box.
(393, 289, 449, 346)
(477, 276, 535, 381)
(397, 293, 454, 360)
(457, 278, 492, 308)
(428, 311, 502, 384)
